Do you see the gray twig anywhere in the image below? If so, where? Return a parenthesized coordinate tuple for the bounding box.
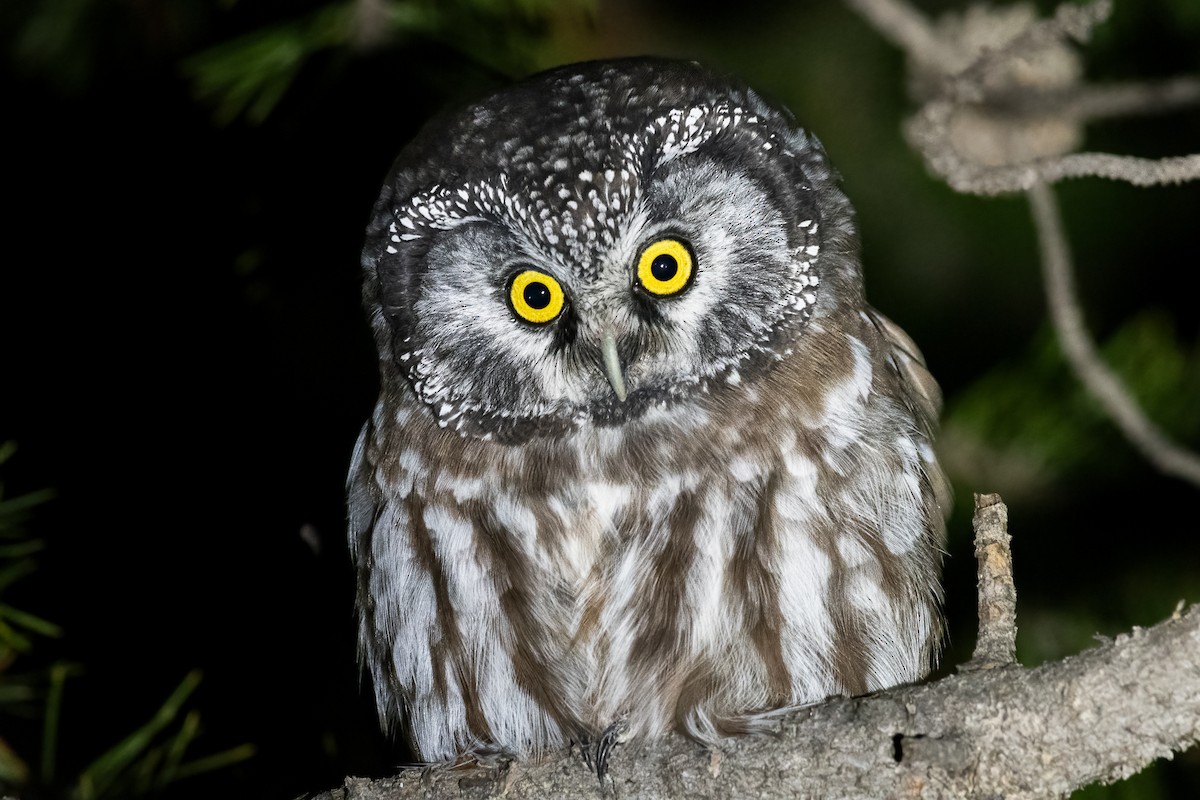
(849, 0, 1200, 486)
(963, 493, 1017, 670)
(843, 0, 957, 70)
(1027, 183, 1200, 487)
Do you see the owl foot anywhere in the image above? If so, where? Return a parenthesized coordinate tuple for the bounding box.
(581, 720, 626, 781)
(449, 745, 514, 770)
(577, 737, 596, 774)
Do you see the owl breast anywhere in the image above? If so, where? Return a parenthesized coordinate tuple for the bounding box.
(349, 302, 946, 760)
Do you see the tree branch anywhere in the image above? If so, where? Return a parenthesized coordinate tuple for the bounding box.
(315, 611, 1200, 800)
(310, 499, 1200, 800)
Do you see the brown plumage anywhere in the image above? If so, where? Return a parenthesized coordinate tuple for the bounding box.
(348, 57, 950, 764)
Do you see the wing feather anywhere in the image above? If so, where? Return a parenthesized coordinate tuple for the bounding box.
(866, 308, 954, 518)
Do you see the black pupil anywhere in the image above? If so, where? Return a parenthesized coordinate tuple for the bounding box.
(651, 253, 678, 282)
(523, 281, 552, 310)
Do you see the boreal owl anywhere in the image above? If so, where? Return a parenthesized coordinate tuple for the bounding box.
(348, 57, 950, 764)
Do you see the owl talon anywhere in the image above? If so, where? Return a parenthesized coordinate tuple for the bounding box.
(576, 737, 595, 773)
(593, 721, 625, 780)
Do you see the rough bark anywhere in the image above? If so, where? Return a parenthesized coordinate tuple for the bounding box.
(308, 496, 1200, 800)
(963, 493, 1017, 670)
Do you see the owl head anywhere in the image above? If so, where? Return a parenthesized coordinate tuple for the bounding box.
(361, 57, 863, 442)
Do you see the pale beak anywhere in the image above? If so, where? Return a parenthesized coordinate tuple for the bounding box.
(601, 333, 628, 402)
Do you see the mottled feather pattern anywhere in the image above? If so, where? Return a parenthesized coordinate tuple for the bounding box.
(349, 57, 948, 762)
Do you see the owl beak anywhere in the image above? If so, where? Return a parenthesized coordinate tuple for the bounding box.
(601, 333, 628, 402)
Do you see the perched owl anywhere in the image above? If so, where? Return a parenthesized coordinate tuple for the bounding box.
(348, 57, 950, 765)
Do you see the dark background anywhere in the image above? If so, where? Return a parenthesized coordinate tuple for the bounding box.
(2, 1, 1198, 798)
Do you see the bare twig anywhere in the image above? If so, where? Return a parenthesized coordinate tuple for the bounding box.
(963, 493, 1017, 670)
(1066, 76, 1200, 121)
(849, 0, 1200, 487)
(843, 0, 956, 70)
(1028, 182, 1200, 487)
(352, 0, 391, 50)
(945, 0, 1110, 102)
(906, 102, 1200, 192)
(921, 77, 1200, 122)
(852, 0, 1200, 192)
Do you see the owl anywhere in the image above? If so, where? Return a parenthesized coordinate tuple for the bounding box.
(348, 57, 950, 766)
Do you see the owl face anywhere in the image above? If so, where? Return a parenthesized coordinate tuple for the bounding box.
(364, 59, 845, 441)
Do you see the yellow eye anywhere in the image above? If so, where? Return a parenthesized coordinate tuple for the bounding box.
(508, 269, 565, 324)
(636, 238, 694, 297)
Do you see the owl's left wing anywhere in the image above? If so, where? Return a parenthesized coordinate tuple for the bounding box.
(865, 308, 954, 518)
